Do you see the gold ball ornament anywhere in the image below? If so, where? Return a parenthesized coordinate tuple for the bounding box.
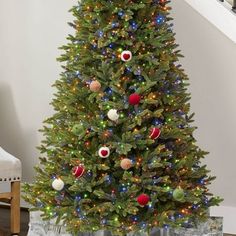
(120, 158, 133, 170)
(90, 80, 101, 92)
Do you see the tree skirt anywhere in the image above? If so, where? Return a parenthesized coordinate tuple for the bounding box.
(27, 211, 223, 236)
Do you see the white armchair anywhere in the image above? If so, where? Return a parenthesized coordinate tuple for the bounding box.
(0, 147, 21, 235)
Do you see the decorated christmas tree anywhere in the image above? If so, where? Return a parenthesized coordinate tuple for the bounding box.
(24, 0, 222, 235)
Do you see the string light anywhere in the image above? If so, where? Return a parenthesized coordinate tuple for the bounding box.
(27, 0, 222, 233)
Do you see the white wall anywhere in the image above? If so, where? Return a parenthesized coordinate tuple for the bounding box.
(0, 0, 236, 233)
(0, 0, 74, 183)
(171, 1, 236, 233)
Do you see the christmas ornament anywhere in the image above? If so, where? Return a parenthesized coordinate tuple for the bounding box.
(104, 87, 113, 95)
(121, 50, 132, 62)
(120, 158, 132, 170)
(52, 178, 64, 191)
(149, 127, 161, 140)
(90, 80, 101, 92)
(73, 165, 85, 178)
(137, 194, 150, 206)
(173, 187, 185, 202)
(98, 146, 110, 158)
(72, 124, 85, 136)
(107, 109, 119, 121)
(129, 93, 141, 105)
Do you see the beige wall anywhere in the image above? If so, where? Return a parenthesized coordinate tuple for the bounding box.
(0, 0, 235, 210)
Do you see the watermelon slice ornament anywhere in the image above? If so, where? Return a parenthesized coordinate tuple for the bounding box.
(73, 165, 85, 178)
(149, 127, 161, 140)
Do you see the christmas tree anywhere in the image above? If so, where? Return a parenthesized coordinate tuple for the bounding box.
(24, 0, 222, 235)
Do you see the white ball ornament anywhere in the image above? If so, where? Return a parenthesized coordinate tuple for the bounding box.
(98, 147, 110, 158)
(121, 50, 132, 62)
(107, 109, 119, 121)
(52, 178, 65, 191)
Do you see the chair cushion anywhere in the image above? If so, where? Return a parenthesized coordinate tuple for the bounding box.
(0, 147, 21, 182)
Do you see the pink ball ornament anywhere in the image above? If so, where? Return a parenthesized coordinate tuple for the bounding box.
(149, 127, 161, 140)
(89, 80, 101, 92)
(129, 93, 141, 105)
(120, 158, 133, 170)
(121, 50, 132, 62)
(98, 147, 110, 158)
(73, 165, 85, 178)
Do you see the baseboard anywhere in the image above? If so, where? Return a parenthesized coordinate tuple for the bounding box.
(211, 205, 236, 234)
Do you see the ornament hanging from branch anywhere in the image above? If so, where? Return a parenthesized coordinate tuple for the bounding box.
(98, 146, 110, 158)
(129, 93, 141, 106)
(52, 178, 65, 191)
(137, 193, 150, 206)
(107, 109, 119, 121)
(73, 165, 85, 178)
(120, 158, 133, 170)
(89, 80, 101, 92)
(121, 50, 132, 62)
(149, 127, 161, 140)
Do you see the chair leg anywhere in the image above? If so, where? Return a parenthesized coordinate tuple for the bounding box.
(11, 181, 20, 235)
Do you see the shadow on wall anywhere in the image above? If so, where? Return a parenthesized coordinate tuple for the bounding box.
(0, 82, 37, 182)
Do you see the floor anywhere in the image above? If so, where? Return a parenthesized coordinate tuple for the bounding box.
(0, 207, 235, 236)
(0, 208, 29, 236)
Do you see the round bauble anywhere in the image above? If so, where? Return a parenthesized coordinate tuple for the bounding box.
(107, 109, 119, 121)
(137, 194, 150, 206)
(73, 165, 85, 178)
(173, 187, 185, 202)
(121, 50, 132, 62)
(120, 158, 133, 170)
(129, 93, 141, 105)
(52, 178, 64, 191)
(72, 124, 84, 136)
(90, 80, 101, 92)
(149, 127, 161, 140)
(98, 146, 110, 158)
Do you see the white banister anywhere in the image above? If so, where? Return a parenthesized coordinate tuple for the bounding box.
(184, 0, 236, 43)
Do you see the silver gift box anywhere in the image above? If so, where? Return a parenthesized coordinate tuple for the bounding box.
(28, 211, 223, 236)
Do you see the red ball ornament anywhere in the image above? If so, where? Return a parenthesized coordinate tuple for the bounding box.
(129, 93, 141, 105)
(149, 127, 161, 140)
(137, 194, 150, 206)
(73, 165, 85, 178)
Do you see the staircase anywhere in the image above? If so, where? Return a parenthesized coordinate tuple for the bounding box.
(183, 0, 236, 44)
(226, 0, 233, 5)
(221, 0, 236, 12)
